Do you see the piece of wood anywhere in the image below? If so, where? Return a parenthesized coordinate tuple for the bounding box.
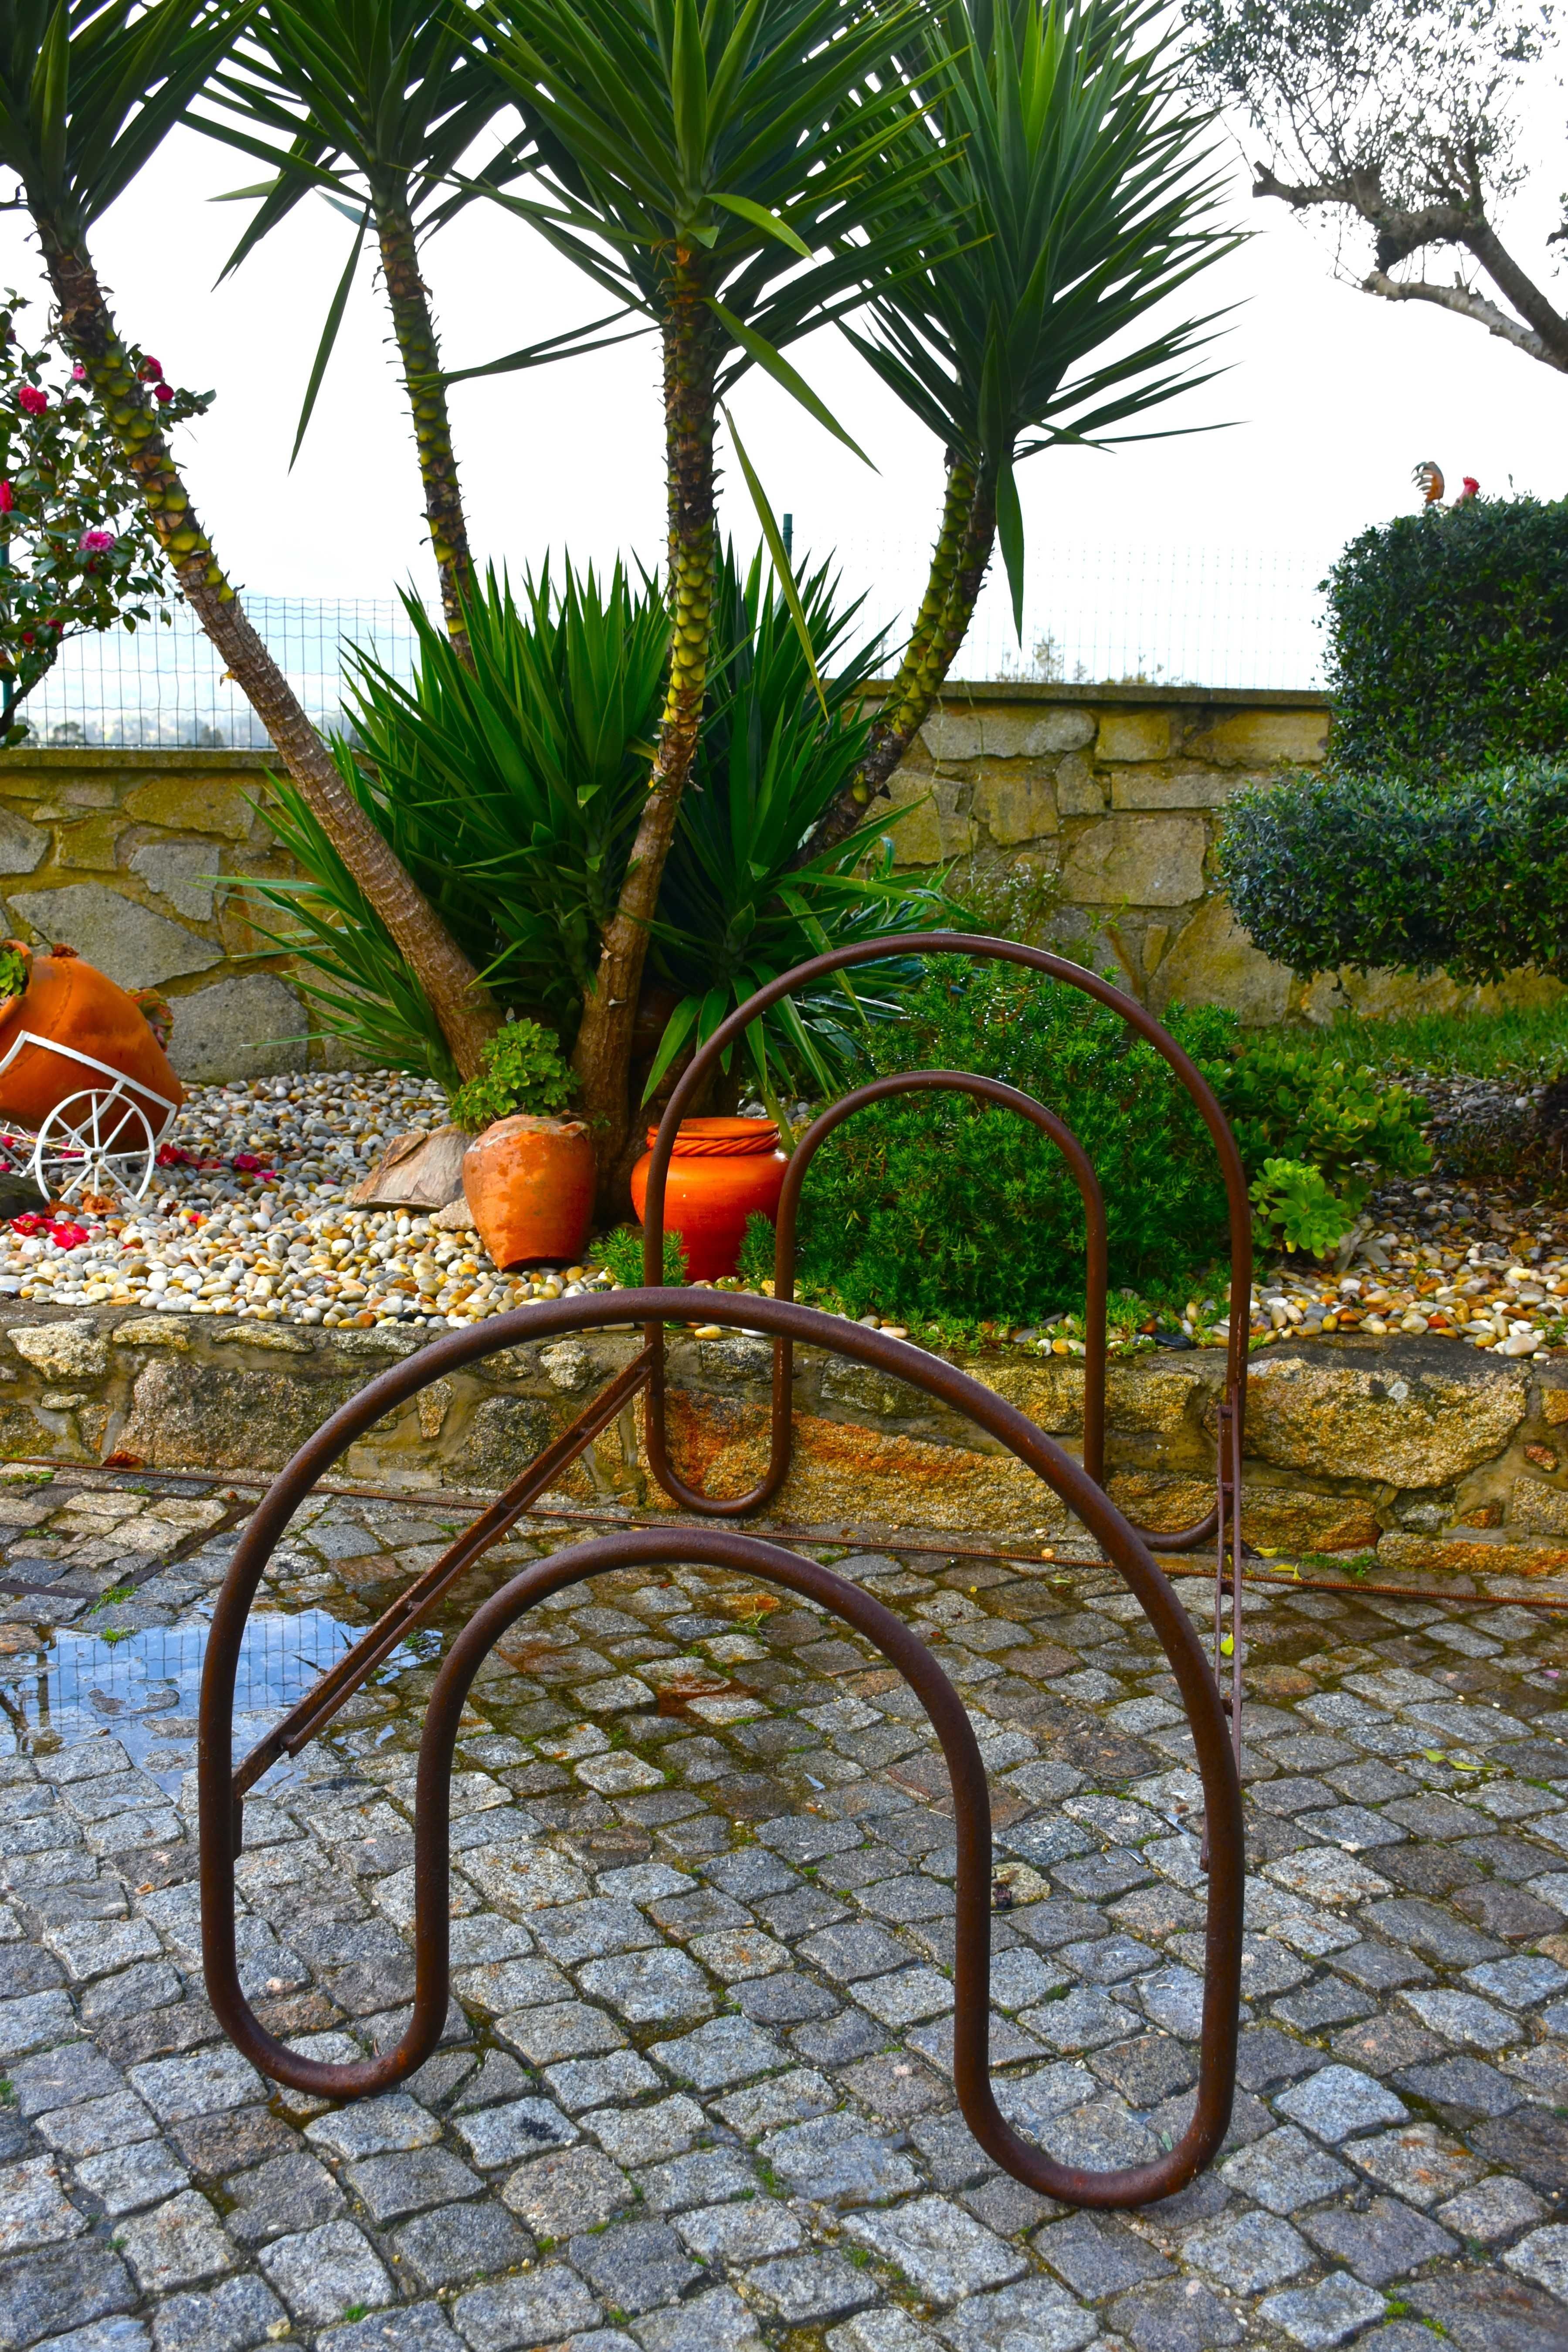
(348, 1125, 468, 1210)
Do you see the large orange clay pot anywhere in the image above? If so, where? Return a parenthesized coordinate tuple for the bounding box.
(0, 943, 183, 1129)
(630, 1116, 787, 1281)
(462, 1114, 595, 1269)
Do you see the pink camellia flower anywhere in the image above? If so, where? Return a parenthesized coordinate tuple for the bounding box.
(153, 382, 173, 403)
(78, 527, 115, 553)
(71, 361, 85, 380)
(0, 482, 13, 515)
(1461, 475, 1480, 497)
(17, 385, 46, 416)
(139, 357, 164, 381)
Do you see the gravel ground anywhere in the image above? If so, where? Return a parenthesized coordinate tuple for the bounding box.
(3, 1468, 1568, 2351)
(1, 1068, 1565, 1361)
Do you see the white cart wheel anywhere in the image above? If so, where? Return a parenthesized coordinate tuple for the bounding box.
(33, 1090, 156, 1205)
(0, 1127, 33, 1180)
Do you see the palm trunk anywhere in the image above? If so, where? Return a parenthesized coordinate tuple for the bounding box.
(805, 455, 996, 859)
(571, 255, 720, 1209)
(373, 181, 477, 669)
(36, 219, 499, 1080)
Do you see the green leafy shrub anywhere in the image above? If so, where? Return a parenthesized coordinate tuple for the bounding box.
(448, 1020, 575, 1133)
(1219, 1035, 1432, 1209)
(780, 965, 1436, 1317)
(1248, 1158, 1358, 1256)
(1218, 760, 1568, 983)
(1325, 496, 1568, 782)
(788, 962, 1240, 1322)
(0, 942, 29, 1002)
(594, 1224, 688, 1285)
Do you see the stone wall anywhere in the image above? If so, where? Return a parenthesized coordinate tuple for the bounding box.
(1, 692, 1554, 1088)
(0, 747, 321, 1084)
(6, 1303, 1568, 1585)
(884, 683, 1559, 1028)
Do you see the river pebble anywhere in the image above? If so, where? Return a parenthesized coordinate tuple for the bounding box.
(0, 1065, 1558, 1355)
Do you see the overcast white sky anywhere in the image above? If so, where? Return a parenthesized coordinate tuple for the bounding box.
(2, 69, 1563, 687)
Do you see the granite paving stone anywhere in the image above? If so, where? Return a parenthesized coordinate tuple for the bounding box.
(842, 2197, 1028, 2302)
(1275, 2063, 1409, 2142)
(565, 2223, 699, 2316)
(113, 2197, 237, 2297)
(745, 2254, 879, 2323)
(757, 2113, 922, 2204)
(0, 2246, 137, 2352)
(4, 1486, 1568, 2352)
(149, 2277, 286, 2352)
(219, 2154, 345, 2247)
(389, 2203, 534, 2291)
(1108, 2276, 1244, 2351)
(255, 2224, 392, 2328)
(499, 2145, 631, 2237)
(75, 2140, 190, 2220)
(673, 2202, 802, 2263)
(1301, 2194, 1456, 2284)
(1181, 2208, 1313, 2291)
(451, 2266, 601, 2352)
(1259, 2271, 1388, 2347)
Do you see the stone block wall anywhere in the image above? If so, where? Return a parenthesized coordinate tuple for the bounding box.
(884, 683, 1558, 1028)
(5, 1305, 1568, 1587)
(1, 689, 1554, 1086)
(0, 747, 320, 1084)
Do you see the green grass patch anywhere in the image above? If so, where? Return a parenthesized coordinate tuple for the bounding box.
(1296, 1001, 1568, 1084)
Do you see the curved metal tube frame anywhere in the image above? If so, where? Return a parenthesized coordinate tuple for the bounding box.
(200, 1289, 1243, 2209)
(645, 1069, 1110, 1512)
(638, 933, 1253, 1552)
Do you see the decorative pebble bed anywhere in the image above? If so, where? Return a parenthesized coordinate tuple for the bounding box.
(0, 1067, 1563, 1358)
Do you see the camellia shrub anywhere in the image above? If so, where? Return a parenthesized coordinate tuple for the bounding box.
(1325, 494, 1568, 781)
(1219, 760, 1568, 982)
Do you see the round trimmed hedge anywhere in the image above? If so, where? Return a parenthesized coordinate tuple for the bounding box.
(1218, 760, 1568, 982)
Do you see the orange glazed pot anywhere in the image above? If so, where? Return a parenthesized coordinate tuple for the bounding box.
(462, 1114, 595, 1270)
(0, 944, 183, 1129)
(630, 1116, 787, 1282)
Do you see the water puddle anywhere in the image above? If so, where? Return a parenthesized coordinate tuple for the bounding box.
(0, 1607, 428, 1787)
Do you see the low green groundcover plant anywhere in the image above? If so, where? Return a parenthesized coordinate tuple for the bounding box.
(721, 962, 1432, 1324)
(448, 1019, 576, 1134)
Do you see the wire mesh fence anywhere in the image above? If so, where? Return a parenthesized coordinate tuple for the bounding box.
(17, 542, 1330, 750)
(818, 533, 1332, 692)
(22, 596, 423, 752)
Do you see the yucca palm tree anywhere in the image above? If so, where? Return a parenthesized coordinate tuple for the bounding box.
(194, 0, 510, 665)
(472, 0, 944, 1193)
(811, 0, 1238, 851)
(0, 0, 500, 1076)
(194, 0, 598, 669)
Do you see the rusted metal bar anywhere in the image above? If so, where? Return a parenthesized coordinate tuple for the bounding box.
(637, 936, 1253, 1549)
(642, 1069, 1110, 1512)
(200, 1288, 1243, 2212)
(230, 1344, 654, 1797)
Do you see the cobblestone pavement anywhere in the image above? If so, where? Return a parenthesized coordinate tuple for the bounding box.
(6, 1470, 1568, 2352)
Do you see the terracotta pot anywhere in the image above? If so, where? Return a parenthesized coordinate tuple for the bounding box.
(0, 944, 183, 1131)
(630, 1116, 787, 1281)
(462, 1114, 595, 1269)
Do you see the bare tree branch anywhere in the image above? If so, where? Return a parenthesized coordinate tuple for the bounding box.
(1249, 157, 1568, 371)
(1362, 268, 1568, 369)
(1189, 0, 1567, 379)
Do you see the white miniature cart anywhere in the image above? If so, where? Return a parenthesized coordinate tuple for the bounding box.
(0, 1029, 179, 1205)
